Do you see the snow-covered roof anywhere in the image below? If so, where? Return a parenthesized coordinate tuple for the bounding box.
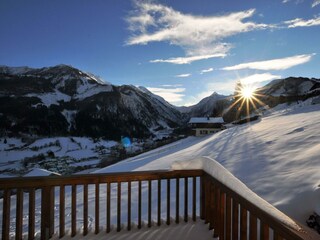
(24, 168, 60, 177)
(188, 117, 224, 124)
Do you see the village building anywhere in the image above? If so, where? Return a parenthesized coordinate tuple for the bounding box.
(188, 117, 225, 136)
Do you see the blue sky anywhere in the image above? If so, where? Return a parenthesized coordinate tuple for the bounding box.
(0, 0, 319, 106)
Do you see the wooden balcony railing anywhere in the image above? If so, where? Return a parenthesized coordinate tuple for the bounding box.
(0, 169, 317, 240)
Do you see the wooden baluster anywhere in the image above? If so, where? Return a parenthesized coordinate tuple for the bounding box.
(225, 195, 232, 240)
(41, 186, 54, 240)
(192, 177, 196, 222)
(29, 188, 35, 240)
(157, 179, 161, 226)
(95, 183, 100, 234)
(166, 179, 171, 225)
(71, 185, 77, 237)
(117, 182, 121, 232)
(240, 206, 247, 240)
(273, 231, 283, 240)
(15, 188, 23, 240)
(260, 222, 269, 240)
(2, 189, 11, 240)
(205, 178, 210, 224)
(209, 182, 214, 230)
(184, 177, 188, 222)
(249, 213, 257, 240)
(148, 180, 152, 227)
(232, 199, 239, 240)
(200, 175, 205, 220)
(50, 187, 54, 237)
(138, 180, 142, 229)
(83, 184, 88, 236)
(220, 191, 226, 240)
(214, 186, 221, 238)
(106, 182, 111, 233)
(176, 178, 179, 224)
(59, 185, 65, 238)
(128, 181, 132, 230)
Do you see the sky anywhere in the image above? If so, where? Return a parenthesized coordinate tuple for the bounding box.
(0, 0, 320, 106)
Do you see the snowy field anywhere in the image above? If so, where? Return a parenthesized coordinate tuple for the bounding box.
(95, 99, 320, 224)
(0, 137, 119, 176)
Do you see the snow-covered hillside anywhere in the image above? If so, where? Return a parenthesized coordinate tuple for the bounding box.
(95, 98, 320, 225)
(0, 65, 186, 139)
(0, 137, 119, 176)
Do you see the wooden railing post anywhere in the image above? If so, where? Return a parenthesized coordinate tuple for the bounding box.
(29, 188, 35, 240)
(2, 189, 11, 240)
(16, 188, 23, 240)
(41, 186, 54, 240)
(200, 175, 205, 220)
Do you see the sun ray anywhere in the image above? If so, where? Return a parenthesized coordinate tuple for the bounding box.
(224, 81, 269, 121)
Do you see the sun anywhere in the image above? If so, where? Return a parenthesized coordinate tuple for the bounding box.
(241, 85, 255, 100)
(225, 81, 267, 120)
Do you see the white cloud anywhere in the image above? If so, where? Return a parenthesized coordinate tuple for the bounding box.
(127, 2, 268, 64)
(150, 53, 226, 64)
(161, 84, 183, 87)
(175, 73, 191, 78)
(200, 67, 214, 74)
(282, 0, 290, 3)
(312, 0, 320, 7)
(284, 17, 320, 27)
(207, 81, 238, 94)
(146, 87, 185, 103)
(222, 54, 315, 71)
(237, 73, 281, 85)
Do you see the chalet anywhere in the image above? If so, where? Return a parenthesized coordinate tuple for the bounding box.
(189, 117, 225, 136)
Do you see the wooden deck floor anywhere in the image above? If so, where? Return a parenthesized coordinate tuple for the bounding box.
(52, 219, 214, 240)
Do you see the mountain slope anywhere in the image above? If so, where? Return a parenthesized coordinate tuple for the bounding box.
(96, 99, 320, 225)
(177, 92, 231, 117)
(260, 77, 320, 96)
(0, 65, 186, 140)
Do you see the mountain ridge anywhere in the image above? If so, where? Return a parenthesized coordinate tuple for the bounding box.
(0, 65, 187, 140)
(1, 64, 319, 139)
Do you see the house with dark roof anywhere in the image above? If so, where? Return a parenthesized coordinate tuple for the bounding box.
(188, 117, 225, 136)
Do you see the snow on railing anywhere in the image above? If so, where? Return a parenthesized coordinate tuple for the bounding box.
(172, 156, 317, 239)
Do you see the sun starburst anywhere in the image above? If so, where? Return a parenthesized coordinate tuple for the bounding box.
(240, 85, 255, 100)
(224, 81, 266, 121)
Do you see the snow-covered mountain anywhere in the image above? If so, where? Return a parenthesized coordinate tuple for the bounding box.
(0, 65, 187, 140)
(260, 77, 320, 96)
(176, 92, 231, 117)
(1, 64, 319, 139)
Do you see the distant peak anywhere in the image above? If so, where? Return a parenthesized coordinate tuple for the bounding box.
(138, 86, 150, 93)
(51, 64, 76, 70)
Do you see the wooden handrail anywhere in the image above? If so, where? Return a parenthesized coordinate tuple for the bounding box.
(0, 169, 318, 240)
(0, 170, 202, 188)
